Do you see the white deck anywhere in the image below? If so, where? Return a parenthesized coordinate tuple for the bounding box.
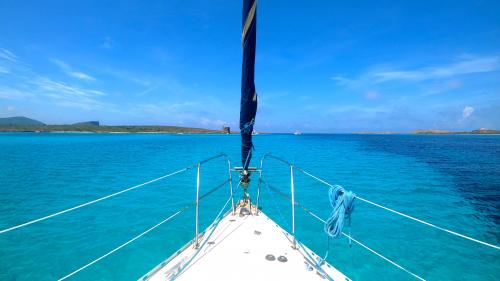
(141, 206, 349, 281)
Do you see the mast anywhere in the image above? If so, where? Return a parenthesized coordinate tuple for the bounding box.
(240, 0, 258, 182)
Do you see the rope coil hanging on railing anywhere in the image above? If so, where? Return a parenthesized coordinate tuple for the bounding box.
(260, 176, 425, 280)
(324, 185, 355, 239)
(260, 153, 500, 251)
(259, 153, 499, 281)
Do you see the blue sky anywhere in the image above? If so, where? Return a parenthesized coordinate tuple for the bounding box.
(0, 0, 499, 132)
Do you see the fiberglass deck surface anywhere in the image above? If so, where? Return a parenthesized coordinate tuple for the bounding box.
(142, 206, 349, 281)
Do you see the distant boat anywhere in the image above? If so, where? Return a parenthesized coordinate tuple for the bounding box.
(294, 130, 302, 135)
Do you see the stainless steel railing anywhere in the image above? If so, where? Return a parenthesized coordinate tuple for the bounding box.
(257, 153, 344, 250)
(192, 153, 234, 248)
(257, 153, 301, 249)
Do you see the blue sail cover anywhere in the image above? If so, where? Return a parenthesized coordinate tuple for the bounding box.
(240, 0, 258, 169)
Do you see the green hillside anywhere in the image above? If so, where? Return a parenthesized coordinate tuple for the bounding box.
(0, 116, 45, 125)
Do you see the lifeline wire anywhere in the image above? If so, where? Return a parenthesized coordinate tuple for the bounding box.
(0, 168, 189, 234)
(264, 154, 500, 251)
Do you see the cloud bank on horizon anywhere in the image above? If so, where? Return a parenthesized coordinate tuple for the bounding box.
(0, 0, 499, 132)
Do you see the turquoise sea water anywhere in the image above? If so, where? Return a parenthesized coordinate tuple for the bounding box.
(0, 133, 499, 280)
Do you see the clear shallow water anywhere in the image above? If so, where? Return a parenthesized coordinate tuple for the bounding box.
(0, 133, 498, 280)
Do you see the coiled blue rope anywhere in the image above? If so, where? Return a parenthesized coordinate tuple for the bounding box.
(324, 185, 356, 239)
(316, 185, 356, 267)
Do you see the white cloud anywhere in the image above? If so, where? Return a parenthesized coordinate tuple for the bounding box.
(462, 106, 474, 118)
(373, 56, 500, 82)
(200, 117, 226, 127)
(133, 101, 200, 115)
(34, 77, 104, 97)
(53, 99, 106, 110)
(258, 91, 289, 109)
(0, 87, 34, 100)
(0, 66, 9, 74)
(169, 101, 199, 109)
(99, 66, 155, 87)
(331, 75, 355, 86)
(50, 58, 96, 81)
(69, 71, 95, 81)
(0, 48, 17, 62)
(24, 77, 109, 110)
(127, 97, 232, 128)
(0, 77, 108, 110)
(364, 90, 380, 100)
(50, 58, 69, 70)
(0, 52, 109, 111)
(333, 55, 500, 87)
(328, 104, 387, 115)
(423, 79, 463, 96)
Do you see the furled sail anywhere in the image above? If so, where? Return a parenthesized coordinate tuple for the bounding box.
(240, 0, 258, 171)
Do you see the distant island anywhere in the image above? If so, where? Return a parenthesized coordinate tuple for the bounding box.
(352, 128, 499, 135)
(2, 116, 499, 135)
(413, 128, 500, 135)
(0, 116, 222, 134)
(0, 116, 45, 126)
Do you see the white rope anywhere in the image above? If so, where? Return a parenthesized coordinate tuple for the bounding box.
(58, 208, 187, 281)
(0, 168, 189, 234)
(306, 209, 426, 281)
(295, 167, 500, 251)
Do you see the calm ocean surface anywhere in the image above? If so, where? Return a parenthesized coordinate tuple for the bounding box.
(0, 133, 499, 280)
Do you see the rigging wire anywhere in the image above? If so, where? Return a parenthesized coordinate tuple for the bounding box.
(58, 177, 232, 280)
(170, 195, 233, 280)
(263, 179, 426, 281)
(58, 207, 188, 281)
(263, 154, 500, 251)
(0, 168, 190, 235)
(2, 151, 496, 281)
(0, 153, 230, 235)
